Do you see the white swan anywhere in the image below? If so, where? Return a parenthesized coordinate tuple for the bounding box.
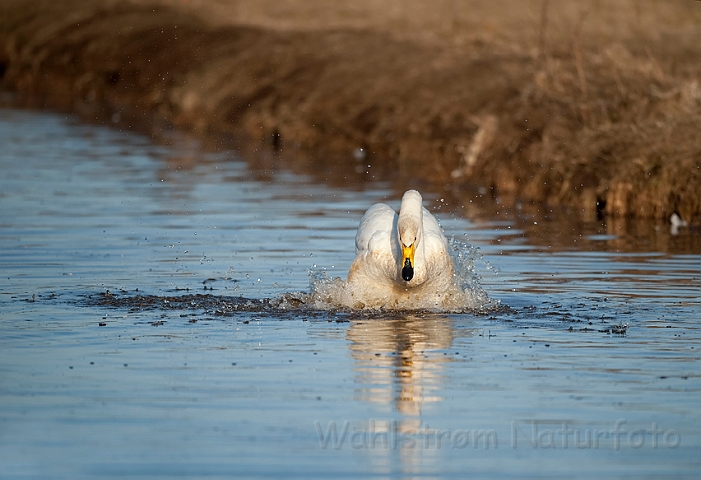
(342, 190, 458, 309)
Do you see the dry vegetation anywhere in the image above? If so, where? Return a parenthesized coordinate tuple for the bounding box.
(1, 0, 700, 222)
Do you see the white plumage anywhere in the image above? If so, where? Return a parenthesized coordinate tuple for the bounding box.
(343, 190, 457, 309)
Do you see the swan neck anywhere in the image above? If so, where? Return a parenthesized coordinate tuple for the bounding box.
(398, 190, 424, 253)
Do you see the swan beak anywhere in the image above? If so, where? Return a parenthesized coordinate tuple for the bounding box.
(401, 243, 415, 281)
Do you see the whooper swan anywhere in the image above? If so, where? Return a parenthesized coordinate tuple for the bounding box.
(343, 190, 457, 309)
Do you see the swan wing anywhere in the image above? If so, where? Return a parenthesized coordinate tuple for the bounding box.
(421, 207, 453, 278)
(355, 203, 397, 255)
(347, 203, 400, 287)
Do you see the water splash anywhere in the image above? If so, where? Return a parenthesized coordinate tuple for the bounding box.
(300, 237, 496, 312)
(83, 240, 497, 315)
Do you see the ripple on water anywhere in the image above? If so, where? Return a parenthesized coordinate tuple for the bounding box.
(2, 108, 701, 478)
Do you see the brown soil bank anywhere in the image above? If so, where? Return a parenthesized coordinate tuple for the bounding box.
(1, 0, 700, 222)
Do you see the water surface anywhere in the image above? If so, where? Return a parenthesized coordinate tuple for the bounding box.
(1, 108, 700, 478)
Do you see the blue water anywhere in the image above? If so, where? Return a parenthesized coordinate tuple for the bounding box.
(1, 108, 700, 478)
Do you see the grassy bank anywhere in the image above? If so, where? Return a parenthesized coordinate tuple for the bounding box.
(1, 0, 699, 222)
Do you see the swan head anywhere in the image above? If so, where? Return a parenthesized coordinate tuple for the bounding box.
(397, 190, 423, 282)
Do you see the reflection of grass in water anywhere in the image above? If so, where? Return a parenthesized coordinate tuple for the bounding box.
(3, 0, 699, 220)
(161, 0, 701, 222)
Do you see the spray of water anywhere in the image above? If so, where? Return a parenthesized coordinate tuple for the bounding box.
(289, 237, 496, 313)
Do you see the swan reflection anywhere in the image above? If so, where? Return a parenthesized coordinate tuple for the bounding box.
(347, 314, 457, 416)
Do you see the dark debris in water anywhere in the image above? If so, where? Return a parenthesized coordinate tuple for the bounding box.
(599, 324, 628, 335)
(80, 290, 510, 320)
(80, 290, 338, 321)
(75, 291, 628, 336)
(513, 299, 633, 336)
(85, 290, 280, 316)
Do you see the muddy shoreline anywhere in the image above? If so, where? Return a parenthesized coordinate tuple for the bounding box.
(1, 0, 699, 222)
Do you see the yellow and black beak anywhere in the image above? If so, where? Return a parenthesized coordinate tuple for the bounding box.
(401, 243, 415, 281)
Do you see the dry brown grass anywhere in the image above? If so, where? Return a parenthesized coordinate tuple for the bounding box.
(1, 0, 700, 221)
